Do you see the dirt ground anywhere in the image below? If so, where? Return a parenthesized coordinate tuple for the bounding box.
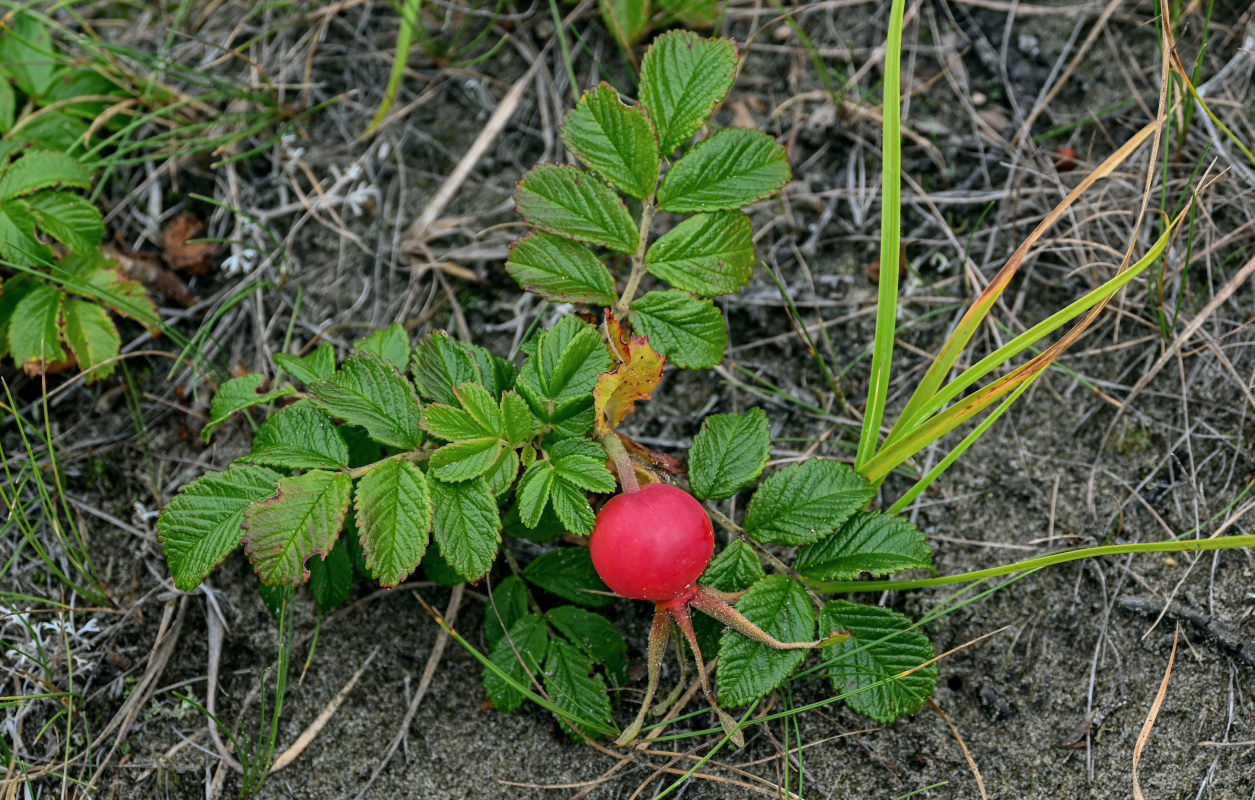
(5, 0, 1255, 798)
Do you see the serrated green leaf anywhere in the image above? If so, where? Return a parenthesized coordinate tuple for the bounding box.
(819, 601, 938, 723)
(506, 231, 617, 306)
(485, 613, 549, 712)
(0, 150, 92, 200)
(74, 256, 159, 329)
(515, 164, 637, 253)
(646, 210, 754, 295)
(599, 0, 650, 51)
(0, 14, 55, 99)
(241, 401, 350, 470)
(309, 352, 423, 450)
(547, 605, 628, 687)
(639, 31, 737, 156)
(0, 200, 53, 265)
(688, 408, 770, 500)
(504, 499, 564, 542)
(484, 575, 531, 651)
(411, 330, 480, 406)
(273, 343, 336, 385)
(354, 323, 410, 371)
(743, 460, 873, 546)
(482, 447, 521, 497)
(515, 460, 555, 528)
(454, 382, 504, 437)
(716, 575, 813, 707)
(242, 470, 352, 586)
(307, 541, 353, 611)
(517, 316, 611, 422)
(795, 512, 933, 581)
(550, 438, 616, 494)
(0, 81, 11, 133)
(421, 404, 490, 442)
(354, 457, 432, 587)
(157, 465, 282, 592)
(431, 437, 502, 482)
(699, 540, 765, 591)
(657, 128, 790, 213)
(629, 289, 726, 369)
(501, 391, 533, 445)
(561, 83, 659, 199)
(8, 282, 65, 371)
(549, 475, 596, 534)
(61, 297, 119, 383)
(467, 342, 517, 397)
(0, 276, 36, 358)
(201, 374, 296, 442)
(430, 477, 500, 582)
(523, 548, 614, 607)
(26, 190, 101, 254)
(544, 637, 615, 739)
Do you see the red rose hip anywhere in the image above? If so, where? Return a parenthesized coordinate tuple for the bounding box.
(590, 483, 713, 601)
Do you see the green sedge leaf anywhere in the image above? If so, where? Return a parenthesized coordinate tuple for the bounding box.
(743, 459, 873, 546)
(485, 613, 549, 713)
(157, 465, 281, 592)
(656, 128, 791, 213)
(646, 210, 754, 295)
(353, 322, 410, 371)
(549, 475, 596, 534)
(629, 289, 726, 369)
(309, 352, 423, 450)
(699, 540, 765, 592)
(523, 548, 615, 607)
(430, 476, 501, 582)
(549, 438, 616, 494)
(307, 541, 353, 612)
(273, 342, 335, 385)
(242, 470, 352, 586)
(431, 437, 502, 482)
(0, 149, 93, 200)
(354, 457, 432, 587)
(515, 460, 555, 529)
(501, 391, 533, 446)
(61, 297, 119, 384)
(484, 575, 530, 651)
(561, 83, 659, 199)
(240, 401, 350, 470)
(411, 330, 480, 405)
(599, 0, 649, 51)
(514, 164, 637, 253)
(716, 575, 812, 707)
(795, 512, 933, 581)
(547, 605, 628, 688)
(482, 447, 521, 498)
(819, 601, 938, 723)
(8, 282, 65, 371)
(639, 31, 737, 157)
(505, 231, 618, 306)
(454, 382, 505, 437)
(544, 637, 615, 740)
(26, 190, 102, 254)
(688, 408, 770, 500)
(201, 374, 296, 442)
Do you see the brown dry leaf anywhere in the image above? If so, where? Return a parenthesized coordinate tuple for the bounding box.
(102, 243, 197, 309)
(162, 213, 217, 275)
(595, 312, 665, 434)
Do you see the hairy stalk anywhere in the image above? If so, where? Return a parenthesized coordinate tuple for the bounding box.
(668, 601, 745, 748)
(613, 194, 656, 318)
(615, 605, 671, 745)
(691, 590, 839, 650)
(601, 432, 640, 493)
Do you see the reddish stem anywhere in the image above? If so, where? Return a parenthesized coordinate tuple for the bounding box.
(666, 599, 745, 748)
(691, 585, 833, 650)
(615, 605, 670, 745)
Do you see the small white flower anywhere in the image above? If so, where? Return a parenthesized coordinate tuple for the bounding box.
(222, 248, 260, 275)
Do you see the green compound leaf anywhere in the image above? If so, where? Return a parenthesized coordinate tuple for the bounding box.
(354, 457, 433, 587)
(561, 83, 660, 200)
(818, 601, 938, 724)
(430, 476, 501, 582)
(795, 511, 933, 581)
(501, 391, 533, 445)
(515, 460, 555, 529)
(656, 128, 791, 213)
(430, 437, 502, 482)
(514, 447, 606, 536)
(547, 605, 628, 688)
(309, 352, 423, 450)
(506, 231, 618, 306)
(353, 322, 411, 371)
(544, 637, 615, 740)
(201, 374, 297, 442)
(27, 190, 102, 255)
(241, 401, 349, 470)
(411, 330, 480, 406)
(639, 31, 738, 157)
(482, 447, 521, 498)
(516, 315, 611, 435)
(62, 297, 119, 384)
(484, 575, 531, 651)
(454, 382, 505, 437)
(307, 541, 353, 612)
(514, 163, 638, 253)
(549, 437, 616, 494)
(743, 459, 874, 546)
(688, 408, 769, 500)
(8, 282, 65, 371)
(646, 210, 754, 296)
(523, 547, 615, 607)
(716, 575, 813, 707)
(629, 289, 726, 369)
(485, 613, 549, 713)
(242, 470, 352, 586)
(273, 342, 335, 385)
(699, 540, 765, 591)
(157, 465, 282, 592)
(548, 474, 596, 534)
(0, 199, 52, 265)
(0, 150, 93, 200)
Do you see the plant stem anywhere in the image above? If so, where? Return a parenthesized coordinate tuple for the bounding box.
(613, 194, 656, 319)
(346, 450, 429, 479)
(601, 433, 639, 493)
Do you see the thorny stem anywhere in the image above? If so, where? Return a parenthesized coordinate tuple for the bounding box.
(612, 194, 656, 319)
(615, 605, 671, 746)
(601, 432, 640, 493)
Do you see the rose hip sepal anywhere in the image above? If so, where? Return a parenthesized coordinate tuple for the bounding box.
(589, 482, 846, 747)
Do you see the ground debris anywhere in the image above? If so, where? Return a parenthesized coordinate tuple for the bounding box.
(1116, 595, 1255, 668)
